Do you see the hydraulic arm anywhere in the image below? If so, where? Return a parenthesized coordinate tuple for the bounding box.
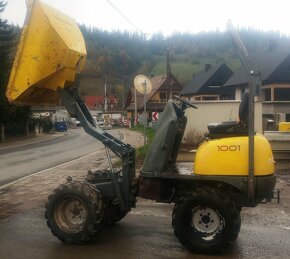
(59, 86, 136, 211)
(59, 87, 132, 158)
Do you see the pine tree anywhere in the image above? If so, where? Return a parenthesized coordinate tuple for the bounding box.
(0, 1, 31, 134)
(0, 0, 12, 104)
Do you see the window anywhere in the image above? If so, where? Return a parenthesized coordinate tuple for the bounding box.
(192, 95, 219, 101)
(148, 99, 159, 103)
(202, 96, 219, 101)
(159, 92, 167, 102)
(274, 88, 290, 101)
(264, 89, 271, 101)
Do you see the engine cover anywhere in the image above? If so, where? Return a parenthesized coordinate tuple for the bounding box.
(195, 135, 275, 176)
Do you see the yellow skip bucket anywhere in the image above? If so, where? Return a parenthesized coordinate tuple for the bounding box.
(6, 0, 86, 106)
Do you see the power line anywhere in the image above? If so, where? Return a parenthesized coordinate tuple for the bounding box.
(106, 0, 150, 37)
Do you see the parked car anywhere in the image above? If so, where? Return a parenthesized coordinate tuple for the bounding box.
(54, 121, 67, 132)
(101, 123, 112, 130)
(94, 119, 112, 130)
(70, 118, 81, 127)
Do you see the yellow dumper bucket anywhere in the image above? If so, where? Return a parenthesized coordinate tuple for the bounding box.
(6, 0, 86, 106)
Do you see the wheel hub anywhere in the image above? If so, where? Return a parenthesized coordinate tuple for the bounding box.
(192, 206, 221, 233)
(54, 196, 88, 233)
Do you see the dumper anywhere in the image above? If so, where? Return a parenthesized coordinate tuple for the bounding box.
(5, 1, 277, 254)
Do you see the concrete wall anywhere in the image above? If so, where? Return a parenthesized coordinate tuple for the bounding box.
(263, 102, 290, 116)
(183, 101, 263, 143)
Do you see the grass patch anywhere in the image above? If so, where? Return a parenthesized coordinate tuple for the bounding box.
(150, 53, 241, 85)
(130, 126, 155, 167)
(112, 126, 155, 169)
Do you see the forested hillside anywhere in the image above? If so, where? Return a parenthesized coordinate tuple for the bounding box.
(78, 25, 290, 100)
(7, 23, 290, 101)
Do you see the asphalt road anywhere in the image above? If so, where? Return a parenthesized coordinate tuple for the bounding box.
(0, 128, 115, 186)
(0, 194, 290, 259)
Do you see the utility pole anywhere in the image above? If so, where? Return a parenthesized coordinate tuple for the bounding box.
(121, 78, 124, 110)
(104, 75, 108, 112)
(142, 80, 147, 146)
(166, 48, 173, 100)
(134, 86, 137, 126)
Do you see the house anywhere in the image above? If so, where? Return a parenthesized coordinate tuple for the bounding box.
(181, 63, 234, 101)
(125, 74, 183, 121)
(84, 95, 119, 111)
(224, 46, 290, 125)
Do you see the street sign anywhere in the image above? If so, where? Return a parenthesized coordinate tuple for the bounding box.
(134, 116, 139, 125)
(134, 75, 153, 145)
(122, 118, 130, 127)
(152, 112, 158, 122)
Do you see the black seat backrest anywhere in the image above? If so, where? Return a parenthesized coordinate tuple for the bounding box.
(238, 91, 249, 124)
(141, 100, 186, 175)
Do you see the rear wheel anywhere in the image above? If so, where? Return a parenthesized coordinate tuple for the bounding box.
(45, 180, 104, 245)
(172, 187, 241, 253)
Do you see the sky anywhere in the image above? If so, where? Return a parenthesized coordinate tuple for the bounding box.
(2, 0, 290, 36)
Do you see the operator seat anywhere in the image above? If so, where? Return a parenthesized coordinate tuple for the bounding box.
(207, 91, 249, 138)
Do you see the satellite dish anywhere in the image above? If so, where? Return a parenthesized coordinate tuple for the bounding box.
(134, 75, 152, 94)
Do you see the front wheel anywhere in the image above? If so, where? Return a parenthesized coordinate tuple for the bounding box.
(172, 187, 241, 253)
(45, 180, 104, 245)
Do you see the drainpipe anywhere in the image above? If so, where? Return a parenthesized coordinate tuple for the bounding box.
(1, 123, 4, 142)
(26, 121, 30, 137)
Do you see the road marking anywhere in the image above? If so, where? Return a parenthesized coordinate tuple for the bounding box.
(0, 150, 102, 190)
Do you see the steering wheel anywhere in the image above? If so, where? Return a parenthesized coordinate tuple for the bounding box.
(174, 95, 198, 109)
